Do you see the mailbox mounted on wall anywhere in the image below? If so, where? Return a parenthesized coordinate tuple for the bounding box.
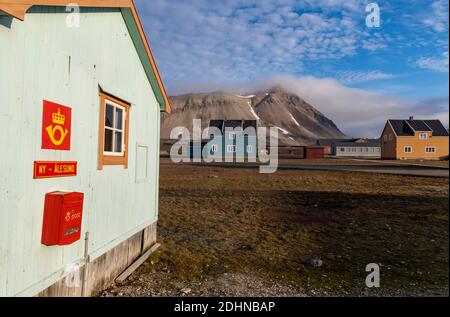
(41, 192, 84, 246)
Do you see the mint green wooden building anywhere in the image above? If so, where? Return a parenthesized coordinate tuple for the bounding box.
(0, 0, 171, 296)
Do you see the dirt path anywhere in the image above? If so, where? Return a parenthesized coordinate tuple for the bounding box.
(189, 162, 449, 178)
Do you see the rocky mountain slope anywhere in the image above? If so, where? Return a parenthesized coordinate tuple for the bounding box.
(161, 87, 346, 145)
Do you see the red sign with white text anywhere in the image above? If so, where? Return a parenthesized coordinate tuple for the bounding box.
(34, 161, 77, 179)
(42, 100, 72, 151)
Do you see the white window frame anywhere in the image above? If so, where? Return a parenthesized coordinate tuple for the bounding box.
(247, 145, 253, 153)
(404, 146, 413, 153)
(425, 146, 436, 153)
(211, 144, 218, 153)
(419, 133, 428, 140)
(229, 132, 236, 140)
(104, 99, 126, 156)
(227, 145, 236, 153)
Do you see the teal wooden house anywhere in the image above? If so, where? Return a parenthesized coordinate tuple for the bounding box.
(206, 120, 258, 161)
(0, 0, 171, 296)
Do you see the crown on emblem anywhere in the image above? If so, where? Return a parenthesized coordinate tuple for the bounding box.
(52, 109, 65, 125)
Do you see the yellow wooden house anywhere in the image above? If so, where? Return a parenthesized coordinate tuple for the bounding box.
(381, 117, 449, 160)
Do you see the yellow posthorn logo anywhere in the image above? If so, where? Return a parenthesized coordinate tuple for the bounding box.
(46, 109, 69, 146)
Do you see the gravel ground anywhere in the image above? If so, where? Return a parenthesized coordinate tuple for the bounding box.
(101, 267, 448, 297)
(100, 162, 449, 297)
(101, 269, 306, 297)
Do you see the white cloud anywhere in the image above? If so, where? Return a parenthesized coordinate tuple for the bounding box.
(134, 0, 450, 85)
(134, 0, 382, 84)
(416, 51, 449, 73)
(423, 0, 449, 33)
(134, 0, 448, 136)
(170, 75, 449, 138)
(337, 70, 398, 84)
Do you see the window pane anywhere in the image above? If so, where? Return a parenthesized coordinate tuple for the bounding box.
(115, 107, 123, 130)
(104, 129, 113, 152)
(115, 131, 123, 153)
(105, 104, 114, 128)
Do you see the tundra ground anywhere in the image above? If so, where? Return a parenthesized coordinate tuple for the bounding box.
(101, 159, 449, 297)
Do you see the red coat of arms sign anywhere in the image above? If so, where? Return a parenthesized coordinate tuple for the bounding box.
(41, 100, 72, 151)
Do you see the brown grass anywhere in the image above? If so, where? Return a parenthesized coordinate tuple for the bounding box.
(150, 160, 449, 296)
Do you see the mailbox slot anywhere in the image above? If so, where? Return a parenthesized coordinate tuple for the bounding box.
(41, 191, 84, 246)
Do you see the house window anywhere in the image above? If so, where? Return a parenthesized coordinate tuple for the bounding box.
(247, 145, 253, 153)
(425, 147, 436, 153)
(227, 145, 236, 153)
(211, 144, 218, 153)
(384, 135, 388, 142)
(98, 92, 130, 170)
(340, 147, 345, 152)
(229, 132, 236, 140)
(419, 133, 428, 140)
(404, 146, 413, 153)
(388, 134, 393, 141)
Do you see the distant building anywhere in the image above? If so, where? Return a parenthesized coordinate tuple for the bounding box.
(317, 139, 343, 155)
(381, 117, 449, 160)
(206, 120, 258, 160)
(334, 139, 381, 158)
(317, 138, 381, 158)
(304, 146, 325, 159)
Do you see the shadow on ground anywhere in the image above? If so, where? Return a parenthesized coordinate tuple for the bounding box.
(153, 188, 448, 296)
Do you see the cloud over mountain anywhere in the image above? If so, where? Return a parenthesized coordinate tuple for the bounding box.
(169, 75, 449, 138)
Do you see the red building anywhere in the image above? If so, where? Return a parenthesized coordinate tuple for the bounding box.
(305, 146, 325, 159)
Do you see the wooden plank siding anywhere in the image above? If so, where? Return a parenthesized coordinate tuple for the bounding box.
(0, 7, 160, 296)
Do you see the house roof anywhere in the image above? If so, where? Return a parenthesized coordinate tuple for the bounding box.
(243, 120, 257, 130)
(0, 0, 171, 113)
(224, 120, 243, 129)
(388, 119, 448, 137)
(243, 120, 257, 136)
(423, 120, 449, 136)
(389, 120, 414, 136)
(408, 120, 432, 132)
(334, 139, 380, 147)
(317, 139, 352, 146)
(208, 120, 258, 135)
(208, 120, 224, 134)
(317, 138, 380, 146)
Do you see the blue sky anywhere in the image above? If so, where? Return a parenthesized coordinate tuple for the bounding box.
(135, 0, 449, 137)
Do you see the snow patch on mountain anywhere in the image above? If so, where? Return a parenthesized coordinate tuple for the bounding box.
(274, 126, 290, 135)
(235, 94, 256, 99)
(247, 102, 260, 120)
(289, 113, 301, 127)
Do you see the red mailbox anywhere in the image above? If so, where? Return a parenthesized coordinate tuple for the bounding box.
(41, 191, 84, 246)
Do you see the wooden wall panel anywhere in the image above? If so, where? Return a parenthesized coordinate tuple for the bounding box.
(0, 7, 160, 296)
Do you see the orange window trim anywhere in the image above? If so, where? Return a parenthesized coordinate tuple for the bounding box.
(98, 92, 130, 170)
